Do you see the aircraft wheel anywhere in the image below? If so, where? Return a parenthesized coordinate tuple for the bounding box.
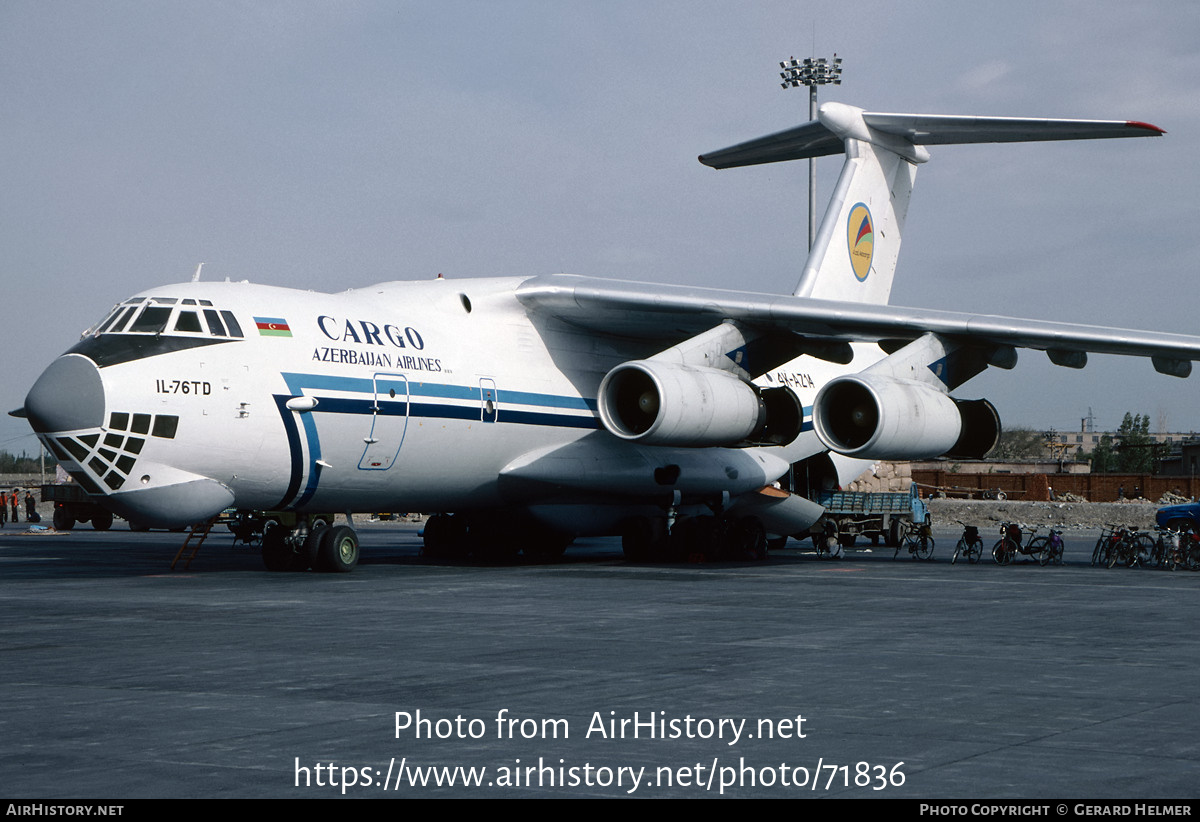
(524, 538, 571, 562)
(668, 516, 698, 560)
(672, 515, 720, 560)
(730, 516, 767, 560)
(463, 519, 520, 562)
(621, 516, 667, 562)
(318, 525, 359, 573)
(476, 538, 521, 563)
(53, 508, 76, 531)
(295, 524, 325, 571)
(422, 514, 468, 559)
(261, 522, 292, 572)
(522, 529, 573, 562)
(92, 510, 114, 531)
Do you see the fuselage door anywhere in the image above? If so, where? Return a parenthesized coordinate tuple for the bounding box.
(358, 373, 409, 470)
(480, 378, 499, 424)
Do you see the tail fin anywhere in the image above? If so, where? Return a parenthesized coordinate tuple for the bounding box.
(699, 102, 1163, 306)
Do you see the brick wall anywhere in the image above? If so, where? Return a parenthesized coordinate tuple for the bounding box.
(912, 470, 1197, 502)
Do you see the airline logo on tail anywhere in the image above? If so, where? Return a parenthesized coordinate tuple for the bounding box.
(847, 202, 873, 281)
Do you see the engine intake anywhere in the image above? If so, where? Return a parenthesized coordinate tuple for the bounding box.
(813, 374, 999, 460)
(598, 360, 802, 447)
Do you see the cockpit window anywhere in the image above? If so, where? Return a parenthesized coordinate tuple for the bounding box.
(127, 306, 173, 333)
(95, 307, 123, 334)
(203, 309, 226, 336)
(220, 310, 244, 338)
(76, 294, 248, 369)
(174, 311, 203, 333)
(111, 306, 136, 332)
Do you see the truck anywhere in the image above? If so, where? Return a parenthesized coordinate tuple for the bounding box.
(41, 483, 115, 531)
(816, 485, 929, 548)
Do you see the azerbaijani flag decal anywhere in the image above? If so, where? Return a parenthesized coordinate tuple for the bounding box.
(254, 317, 292, 337)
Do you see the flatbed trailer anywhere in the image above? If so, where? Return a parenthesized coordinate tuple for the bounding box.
(816, 485, 929, 547)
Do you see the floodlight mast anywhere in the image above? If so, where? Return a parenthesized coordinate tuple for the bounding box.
(779, 54, 843, 251)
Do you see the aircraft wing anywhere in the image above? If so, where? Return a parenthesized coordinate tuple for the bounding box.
(516, 273, 1200, 376)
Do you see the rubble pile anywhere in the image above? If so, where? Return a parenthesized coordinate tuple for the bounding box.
(926, 498, 1158, 531)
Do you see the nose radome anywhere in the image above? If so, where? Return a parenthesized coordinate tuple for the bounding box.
(24, 354, 106, 433)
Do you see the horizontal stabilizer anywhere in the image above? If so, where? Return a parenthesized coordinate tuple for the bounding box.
(700, 103, 1164, 169)
(699, 120, 844, 169)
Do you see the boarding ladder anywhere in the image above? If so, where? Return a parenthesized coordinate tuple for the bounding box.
(171, 518, 217, 571)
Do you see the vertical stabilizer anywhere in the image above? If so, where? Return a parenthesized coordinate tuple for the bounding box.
(792, 103, 928, 305)
(698, 100, 1161, 308)
(793, 132, 919, 304)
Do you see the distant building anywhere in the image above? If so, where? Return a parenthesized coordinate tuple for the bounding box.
(1048, 422, 1197, 460)
(1155, 438, 1200, 477)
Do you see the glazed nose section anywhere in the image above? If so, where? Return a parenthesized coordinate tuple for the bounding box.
(24, 355, 106, 433)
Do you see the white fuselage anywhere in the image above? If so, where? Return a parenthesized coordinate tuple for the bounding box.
(28, 276, 878, 531)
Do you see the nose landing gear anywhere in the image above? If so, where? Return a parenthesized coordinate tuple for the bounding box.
(261, 515, 359, 573)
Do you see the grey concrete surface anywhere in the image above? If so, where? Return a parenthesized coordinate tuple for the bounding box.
(1, 521, 1197, 798)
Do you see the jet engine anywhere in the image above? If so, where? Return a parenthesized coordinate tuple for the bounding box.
(598, 360, 802, 447)
(813, 373, 999, 460)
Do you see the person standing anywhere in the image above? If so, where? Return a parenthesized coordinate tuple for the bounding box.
(9, 489, 18, 523)
(25, 491, 36, 522)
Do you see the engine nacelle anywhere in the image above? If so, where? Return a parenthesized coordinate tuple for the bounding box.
(598, 360, 802, 447)
(813, 374, 1000, 460)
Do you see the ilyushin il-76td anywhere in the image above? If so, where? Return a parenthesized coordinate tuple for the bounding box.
(17, 101, 1200, 572)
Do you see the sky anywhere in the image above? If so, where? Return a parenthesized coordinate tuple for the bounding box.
(2, 0, 1199, 455)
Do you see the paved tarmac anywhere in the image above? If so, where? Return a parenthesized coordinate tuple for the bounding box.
(1, 521, 1198, 799)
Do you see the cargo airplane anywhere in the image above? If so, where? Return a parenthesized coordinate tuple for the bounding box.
(17, 101, 1200, 571)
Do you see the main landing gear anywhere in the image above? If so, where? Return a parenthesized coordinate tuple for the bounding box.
(421, 512, 769, 564)
(421, 514, 573, 562)
(261, 516, 359, 573)
(620, 513, 768, 563)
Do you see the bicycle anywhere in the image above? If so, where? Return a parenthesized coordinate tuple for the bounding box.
(1150, 526, 1200, 571)
(992, 522, 1043, 565)
(1107, 527, 1154, 569)
(814, 519, 844, 559)
(1092, 525, 1125, 568)
(1036, 529, 1064, 566)
(896, 519, 934, 561)
(951, 521, 983, 564)
(1179, 529, 1200, 571)
(1150, 526, 1183, 571)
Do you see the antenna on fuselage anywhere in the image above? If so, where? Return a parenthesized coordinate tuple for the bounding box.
(192, 263, 204, 283)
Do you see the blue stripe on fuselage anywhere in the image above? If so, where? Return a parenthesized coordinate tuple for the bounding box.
(276, 372, 599, 508)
